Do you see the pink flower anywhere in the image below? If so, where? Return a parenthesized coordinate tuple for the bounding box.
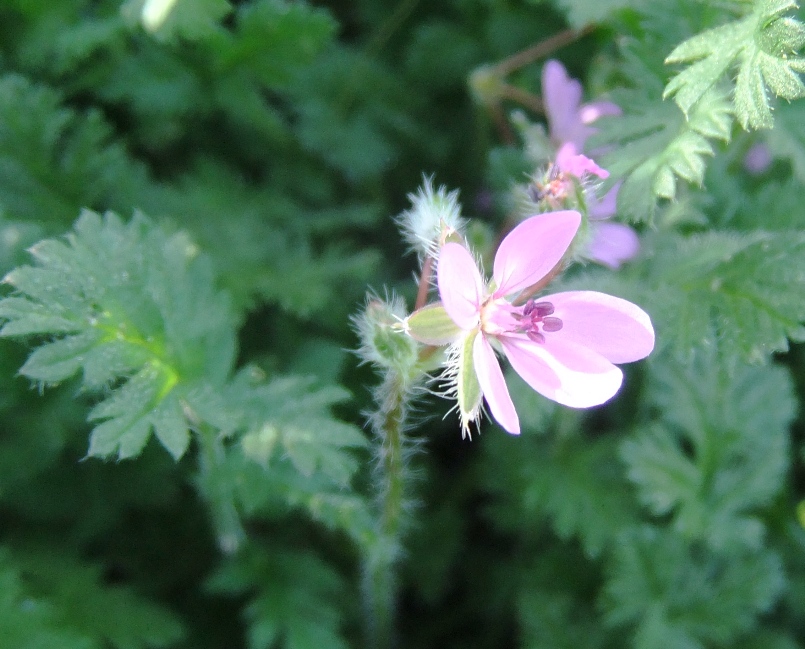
(542, 60, 621, 150)
(438, 211, 654, 435)
(553, 144, 639, 269)
(555, 142, 609, 179)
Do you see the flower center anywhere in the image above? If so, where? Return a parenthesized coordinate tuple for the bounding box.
(511, 299, 563, 344)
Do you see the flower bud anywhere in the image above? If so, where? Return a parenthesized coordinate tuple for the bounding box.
(396, 177, 465, 261)
(354, 296, 419, 372)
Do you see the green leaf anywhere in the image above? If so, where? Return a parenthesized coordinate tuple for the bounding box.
(622, 352, 794, 549)
(0, 74, 147, 224)
(603, 526, 785, 648)
(481, 428, 638, 558)
(222, 0, 337, 88)
(223, 370, 367, 487)
(0, 210, 237, 460)
(664, 0, 805, 129)
(0, 546, 184, 649)
(208, 546, 350, 649)
(594, 87, 732, 221)
(122, 0, 232, 40)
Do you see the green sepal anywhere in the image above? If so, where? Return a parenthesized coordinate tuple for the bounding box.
(405, 302, 462, 346)
(456, 329, 482, 435)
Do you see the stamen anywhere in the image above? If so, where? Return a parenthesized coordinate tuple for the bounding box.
(526, 330, 545, 344)
(515, 300, 563, 342)
(523, 301, 554, 317)
(542, 316, 563, 332)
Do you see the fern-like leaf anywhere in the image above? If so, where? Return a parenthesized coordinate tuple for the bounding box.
(0, 210, 236, 460)
(664, 0, 805, 129)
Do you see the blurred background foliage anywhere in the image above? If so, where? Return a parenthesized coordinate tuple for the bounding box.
(0, 1, 805, 648)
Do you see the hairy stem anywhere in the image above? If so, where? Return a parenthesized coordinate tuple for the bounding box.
(362, 369, 414, 649)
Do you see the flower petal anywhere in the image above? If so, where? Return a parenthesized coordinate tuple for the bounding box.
(437, 242, 483, 330)
(501, 336, 623, 408)
(578, 100, 621, 124)
(585, 222, 640, 269)
(589, 182, 620, 220)
(555, 143, 609, 179)
(492, 211, 580, 298)
(542, 60, 584, 147)
(540, 290, 655, 363)
(474, 334, 519, 434)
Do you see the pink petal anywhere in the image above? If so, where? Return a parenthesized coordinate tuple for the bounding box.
(540, 291, 654, 363)
(501, 336, 623, 408)
(589, 182, 620, 220)
(542, 60, 585, 147)
(492, 211, 580, 298)
(474, 335, 520, 435)
(437, 242, 484, 330)
(555, 143, 609, 179)
(585, 222, 640, 268)
(579, 100, 622, 124)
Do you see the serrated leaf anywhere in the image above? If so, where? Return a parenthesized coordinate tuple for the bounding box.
(208, 546, 350, 649)
(0, 210, 236, 460)
(481, 429, 638, 558)
(151, 394, 190, 460)
(604, 526, 784, 647)
(19, 330, 103, 383)
(594, 87, 733, 221)
(664, 0, 805, 129)
(0, 74, 147, 223)
(622, 353, 793, 549)
(225, 370, 366, 487)
(0, 547, 184, 649)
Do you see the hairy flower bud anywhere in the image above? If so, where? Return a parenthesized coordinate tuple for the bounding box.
(396, 177, 465, 261)
(354, 296, 419, 372)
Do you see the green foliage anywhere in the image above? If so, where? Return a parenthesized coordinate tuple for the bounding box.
(596, 86, 732, 221)
(664, 0, 805, 130)
(230, 370, 368, 487)
(622, 352, 794, 549)
(0, 74, 146, 224)
(0, 546, 184, 649)
(1, 1, 805, 648)
(603, 526, 785, 649)
(549, 0, 650, 28)
(208, 547, 351, 649)
(0, 210, 235, 459)
(766, 98, 805, 180)
(481, 415, 638, 558)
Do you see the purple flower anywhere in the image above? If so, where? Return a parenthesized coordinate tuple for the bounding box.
(437, 211, 655, 435)
(542, 60, 621, 151)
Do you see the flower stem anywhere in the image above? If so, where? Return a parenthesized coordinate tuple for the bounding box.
(362, 369, 415, 649)
(491, 25, 595, 77)
(195, 419, 246, 554)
